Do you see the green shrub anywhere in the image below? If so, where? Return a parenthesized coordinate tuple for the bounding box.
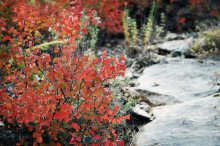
(192, 26, 220, 59)
(123, 8, 138, 47)
(122, 1, 166, 49)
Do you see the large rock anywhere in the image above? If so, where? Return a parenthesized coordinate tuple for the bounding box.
(134, 95, 220, 146)
(130, 102, 155, 125)
(133, 59, 220, 105)
(157, 38, 194, 57)
(134, 89, 179, 106)
(164, 32, 186, 41)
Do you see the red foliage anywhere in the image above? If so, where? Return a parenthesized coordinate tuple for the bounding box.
(177, 17, 186, 25)
(0, 0, 129, 145)
(78, 0, 127, 34)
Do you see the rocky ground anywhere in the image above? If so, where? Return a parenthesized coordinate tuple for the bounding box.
(116, 32, 220, 146)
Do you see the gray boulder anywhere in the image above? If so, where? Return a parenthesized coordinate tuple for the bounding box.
(130, 102, 155, 125)
(133, 59, 220, 105)
(134, 95, 220, 146)
(157, 38, 194, 57)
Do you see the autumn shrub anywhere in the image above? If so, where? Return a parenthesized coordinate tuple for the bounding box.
(78, 0, 128, 34)
(0, 0, 129, 145)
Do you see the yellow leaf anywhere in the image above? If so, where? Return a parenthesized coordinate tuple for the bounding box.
(35, 31, 42, 37)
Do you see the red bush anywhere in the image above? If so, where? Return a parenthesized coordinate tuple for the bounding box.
(0, 0, 129, 145)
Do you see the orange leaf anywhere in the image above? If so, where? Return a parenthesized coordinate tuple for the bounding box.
(36, 136, 43, 143)
(113, 105, 120, 114)
(71, 122, 80, 131)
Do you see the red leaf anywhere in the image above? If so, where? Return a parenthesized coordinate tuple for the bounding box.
(2, 35, 11, 41)
(81, 28, 87, 34)
(91, 143, 100, 146)
(93, 134, 101, 140)
(178, 17, 186, 25)
(69, 134, 76, 145)
(69, 137, 76, 145)
(105, 139, 114, 146)
(1, 27, 6, 31)
(71, 122, 80, 131)
(60, 104, 73, 110)
(102, 51, 107, 58)
(69, 134, 81, 145)
(54, 111, 63, 122)
(116, 140, 124, 146)
(91, 18, 97, 25)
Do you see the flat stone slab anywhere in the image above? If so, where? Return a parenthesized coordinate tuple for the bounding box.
(134, 59, 220, 105)
(134, 95, 220, 146)
(157, 38, 193, 55)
